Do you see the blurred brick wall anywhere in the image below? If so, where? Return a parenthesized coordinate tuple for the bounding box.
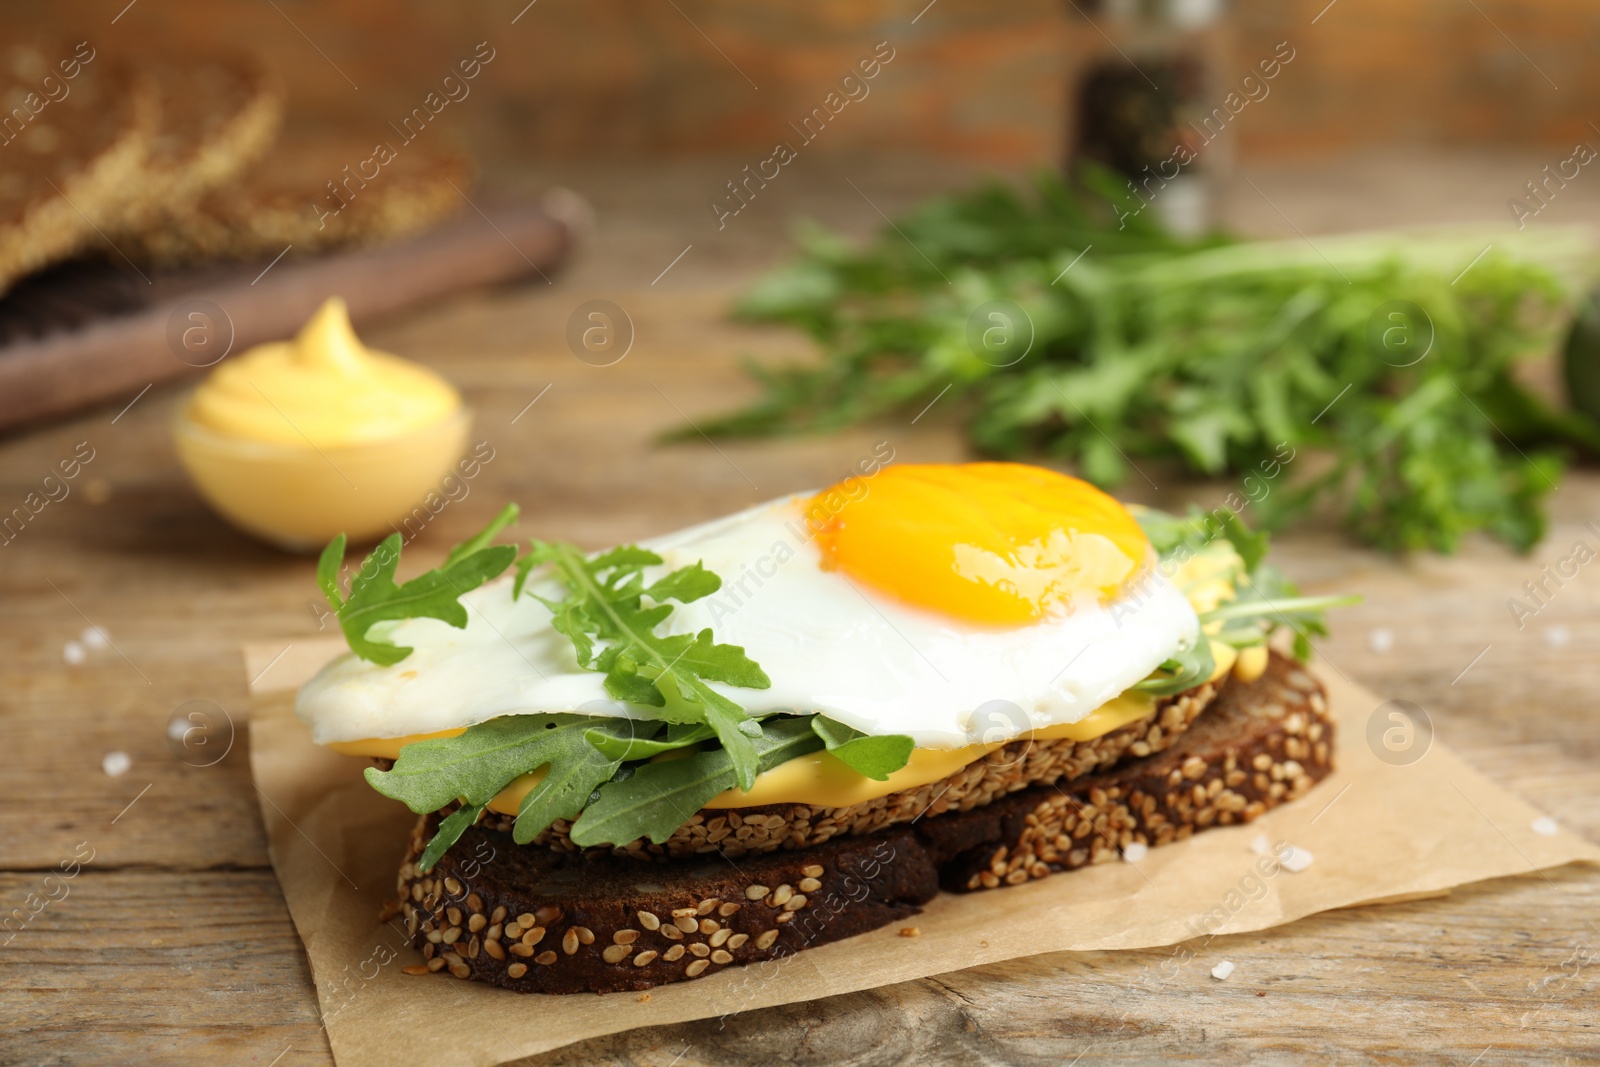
(16, 0, 1600, 164)
(1232, 0, 1600, 155)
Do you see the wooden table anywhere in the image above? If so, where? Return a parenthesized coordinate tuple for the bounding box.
(3, 153, 1598, 1066)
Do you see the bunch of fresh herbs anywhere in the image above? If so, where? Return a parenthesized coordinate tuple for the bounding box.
(688, 171, 1600, 553)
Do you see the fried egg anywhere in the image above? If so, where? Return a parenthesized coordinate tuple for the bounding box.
(297, 463, 1201, 749)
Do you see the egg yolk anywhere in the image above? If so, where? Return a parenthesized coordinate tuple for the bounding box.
(808, 463, 1150, 626)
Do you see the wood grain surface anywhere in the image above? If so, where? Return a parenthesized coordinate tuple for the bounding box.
(1, 154, 1598, 1066)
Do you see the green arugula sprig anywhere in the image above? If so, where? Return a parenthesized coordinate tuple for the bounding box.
(569, 717, 824, 847)
(1132, 505, 1358, 695)
(810, 716, 915, 781)
(513, 540, 773, 791)
(317, 504, 520, 666)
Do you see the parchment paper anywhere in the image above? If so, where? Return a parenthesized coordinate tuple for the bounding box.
(245, 637, 1600, 1067)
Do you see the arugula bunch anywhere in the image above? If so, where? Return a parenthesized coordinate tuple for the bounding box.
(1132, 505, 1357, 695)
(685, 171, 1600, 553)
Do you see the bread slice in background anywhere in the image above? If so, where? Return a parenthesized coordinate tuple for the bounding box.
(0, 40, 157, 295)
(107, 50, 284, 235)
(122, 131, 473, 265)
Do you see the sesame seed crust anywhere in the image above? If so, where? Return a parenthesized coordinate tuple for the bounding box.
(393, 653, 1333, 995)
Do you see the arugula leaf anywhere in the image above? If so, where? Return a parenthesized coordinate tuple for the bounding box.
(517, 539, 772, 790)
(583, 721, 716, 761)
(318, 505, 520, 666)
(511, 724, 630, 846)
(316, 536, 346, 611)
(1132, 507, 1199, 559)
(443, 503, 521, 566)
(1133, 639, 1217, 696)
(418, 803, 486, 873)
(1134, 504, 1356, 690)
(811, 716, 914, 781)
(364, 713, 618, 814)
(1216, 509, 1269, 574)
(569, 716, 822, 847)
(369, 713, 659, 860)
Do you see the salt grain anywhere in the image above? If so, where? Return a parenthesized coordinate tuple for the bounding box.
(1211, 960, 1234, 980)
(1249, 834, 1271, 856)
(1123, 842, 1149, 863)
(1367, 628, 1394, 654)
(1544, 626, 1571, 649)
(81, 626, 110, 650)
(1279, 845, 1314, 872)
(102, 751, 131, 777)
(1531, 816, 1559, 837)
(63, 641, 86, 665)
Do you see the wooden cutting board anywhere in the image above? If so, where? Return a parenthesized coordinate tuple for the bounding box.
(0, 193, 581, 433)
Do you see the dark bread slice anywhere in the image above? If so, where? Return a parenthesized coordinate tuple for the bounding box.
(394, 651, 1333, 994)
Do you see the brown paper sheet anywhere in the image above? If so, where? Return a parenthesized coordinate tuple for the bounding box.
(245, 637, 1600, 1067)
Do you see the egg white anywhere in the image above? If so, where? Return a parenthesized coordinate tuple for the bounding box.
(296, 494, 1201, 749)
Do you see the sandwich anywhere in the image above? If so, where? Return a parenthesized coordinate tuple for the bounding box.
(295, 462, 1352, 993)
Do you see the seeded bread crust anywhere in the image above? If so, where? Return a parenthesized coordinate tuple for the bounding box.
(108, 52, 283, 235)
(394, 651, 1332, 994)
(122, 132, 472, 265)
(0, 42, 159, 294)
(493, 680, 1221, 860)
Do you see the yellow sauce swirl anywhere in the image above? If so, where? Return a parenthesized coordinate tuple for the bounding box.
(185, 297, 460, 447)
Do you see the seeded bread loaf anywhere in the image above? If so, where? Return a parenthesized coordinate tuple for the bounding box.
(395, 651, 1333, 994)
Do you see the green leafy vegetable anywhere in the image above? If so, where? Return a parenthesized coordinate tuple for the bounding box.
(363, 714, 626, 817)
(583, 721, 716, 761)
(317, 504, 520, 665)
(685, 171, 1599, 553)
(1132, 504, 1357, 691)
(418, 802, 486, 873)
(515, 540, 772, 790)
(569, 717, 823, 847)
(810, 716, 915, 781)
(368, 713, 652, 867)
(1133, 639, 1217, 697)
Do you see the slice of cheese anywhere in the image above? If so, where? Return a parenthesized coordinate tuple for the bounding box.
(329, 727, 464, 760)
